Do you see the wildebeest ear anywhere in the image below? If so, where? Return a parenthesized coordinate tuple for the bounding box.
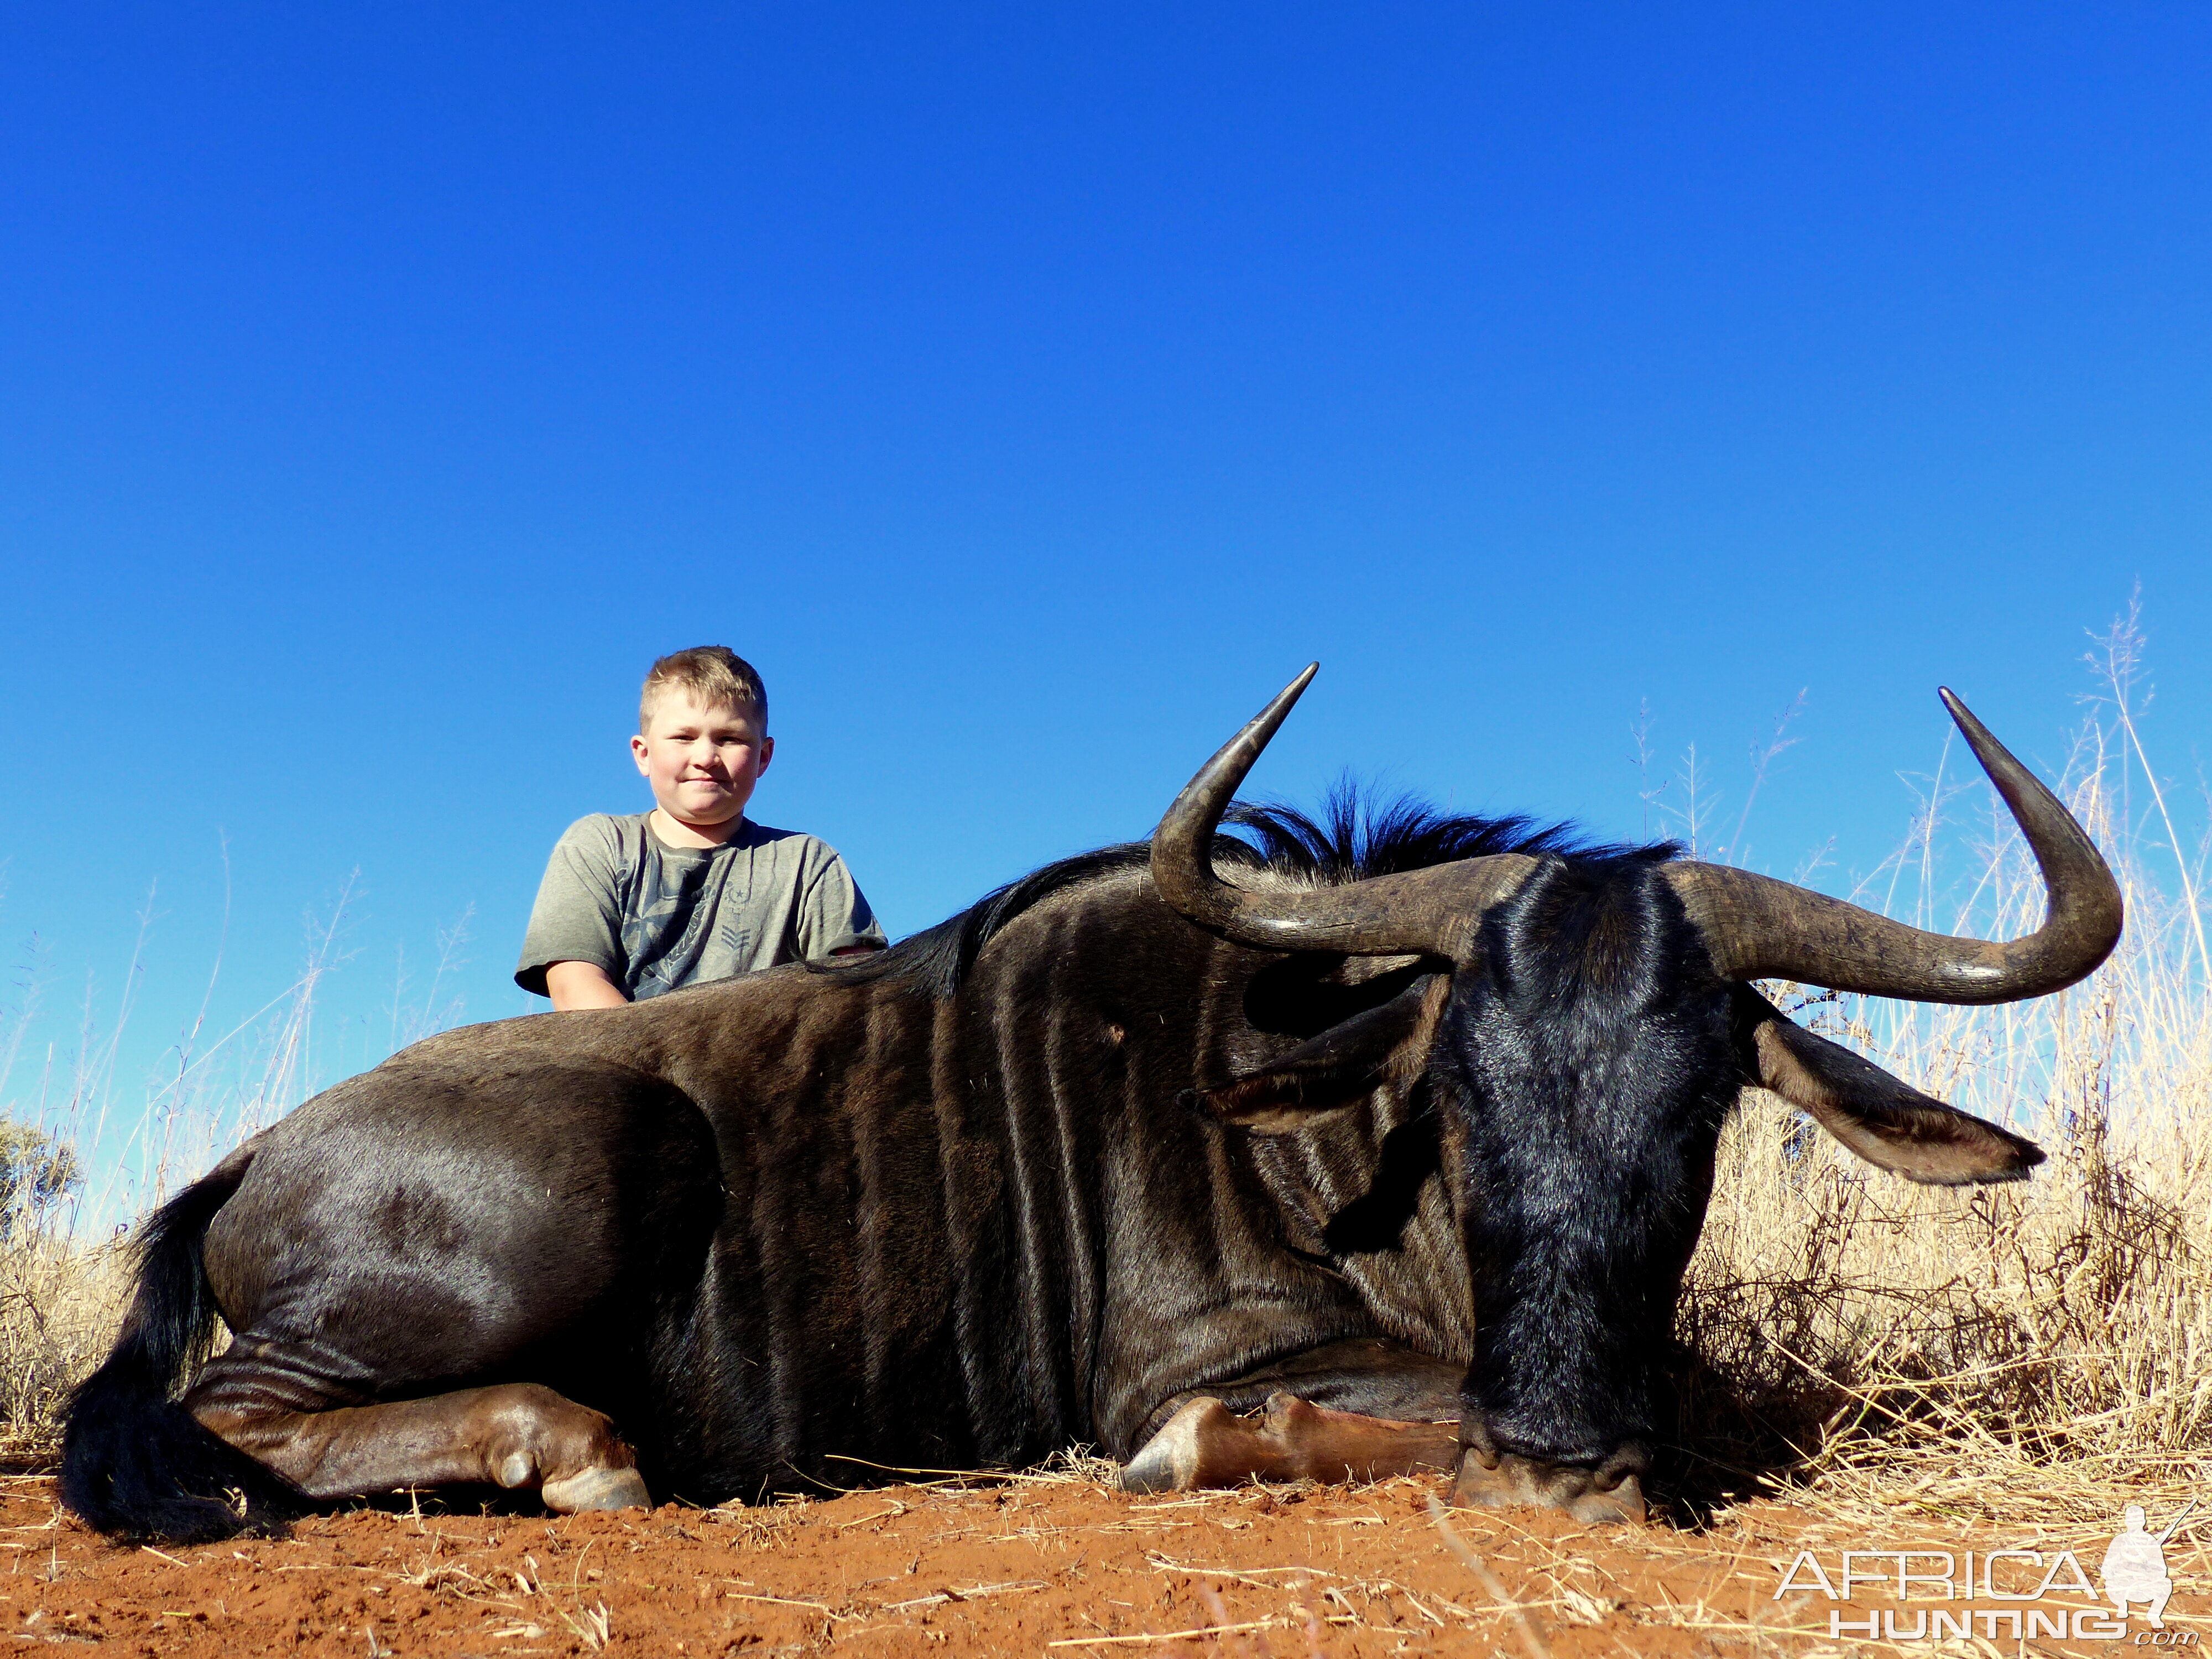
(1734, 988, 2044, 1185)
(1203, 983, 1433, 1134)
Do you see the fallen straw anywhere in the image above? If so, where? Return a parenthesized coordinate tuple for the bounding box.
(1425, 1494, 1553, 1659)
(1047, 1618, 1281, 1647)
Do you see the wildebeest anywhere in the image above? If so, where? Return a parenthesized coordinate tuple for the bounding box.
(61, 670, 2120, 1541)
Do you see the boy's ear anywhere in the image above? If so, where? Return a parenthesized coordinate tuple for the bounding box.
(1202, 983, 1433, 1134)
(1733, 988, 2044, 1185)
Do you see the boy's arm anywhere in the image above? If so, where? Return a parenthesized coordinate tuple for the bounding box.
(517, 818, 631, 1004)
(545, 961, 630, 1010)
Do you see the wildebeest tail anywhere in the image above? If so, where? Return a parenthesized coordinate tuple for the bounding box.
(58, 1150, 310, 1542)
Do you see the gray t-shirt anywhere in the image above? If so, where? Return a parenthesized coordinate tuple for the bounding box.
(515, 813, 886, 1000)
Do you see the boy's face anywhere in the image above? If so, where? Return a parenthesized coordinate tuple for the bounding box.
(631, 693, 773, 829)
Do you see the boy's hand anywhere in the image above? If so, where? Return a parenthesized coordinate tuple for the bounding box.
(547, 962, 630, 1011)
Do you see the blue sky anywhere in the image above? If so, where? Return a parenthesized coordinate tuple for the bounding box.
(2, 4, 2208, 1141)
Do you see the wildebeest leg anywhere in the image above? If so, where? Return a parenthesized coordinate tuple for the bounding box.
(1120, 1393, 1459, 1491)
(179, 1061, 723, 1517)
(1118, 1338, 1461, 1493)
(191, 1384, 649, 1512)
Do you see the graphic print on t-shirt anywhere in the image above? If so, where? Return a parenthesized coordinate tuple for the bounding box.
(620, 843, 745, 999)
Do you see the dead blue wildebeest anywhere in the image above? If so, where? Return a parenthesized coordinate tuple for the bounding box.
(61, 669, 2120, 1540)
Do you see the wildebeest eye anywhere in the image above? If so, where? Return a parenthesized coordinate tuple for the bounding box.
(1241, 955, 1432, 1038)
(1204, 983, 1433, 1134)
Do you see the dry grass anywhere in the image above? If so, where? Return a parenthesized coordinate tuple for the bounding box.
(1675, 625, 2212, 1521)
(0, 1235, 124, 1463)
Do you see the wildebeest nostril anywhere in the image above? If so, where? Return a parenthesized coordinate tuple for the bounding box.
(1591, 1442, 1653, 1492)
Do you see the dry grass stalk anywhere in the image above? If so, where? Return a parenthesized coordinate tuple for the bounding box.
(1425, 1494, 1554, 1659)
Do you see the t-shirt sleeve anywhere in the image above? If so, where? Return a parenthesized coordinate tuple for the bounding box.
(515, 818, 628, 996)
(795, 845, 889, 960)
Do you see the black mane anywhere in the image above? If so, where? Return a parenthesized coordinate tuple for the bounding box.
(821, 785, 1673, 997)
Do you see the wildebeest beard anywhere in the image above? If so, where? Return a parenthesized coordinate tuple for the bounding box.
(1439, 849, 1734, 1474)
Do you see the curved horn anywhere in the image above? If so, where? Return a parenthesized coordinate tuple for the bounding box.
(1150, 666, 1536, 957)
(1666, 689, 2123, 1003)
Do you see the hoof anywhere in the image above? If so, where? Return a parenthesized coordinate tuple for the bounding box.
(542, 1465, 651, 1513)
(1117, 1398, 1235, 1493)
(1452, 1449, 1647, 1526)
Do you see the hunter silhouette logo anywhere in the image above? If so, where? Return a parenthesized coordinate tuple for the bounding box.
(2103, 1502, 2195, 1630)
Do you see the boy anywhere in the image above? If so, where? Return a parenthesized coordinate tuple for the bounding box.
(515, 646, 886, 1010)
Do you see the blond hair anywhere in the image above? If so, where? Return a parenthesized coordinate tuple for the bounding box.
(639, 646, 768, 733)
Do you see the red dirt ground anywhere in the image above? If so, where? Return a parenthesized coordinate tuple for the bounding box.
(4, 1468, 2200, 1656)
